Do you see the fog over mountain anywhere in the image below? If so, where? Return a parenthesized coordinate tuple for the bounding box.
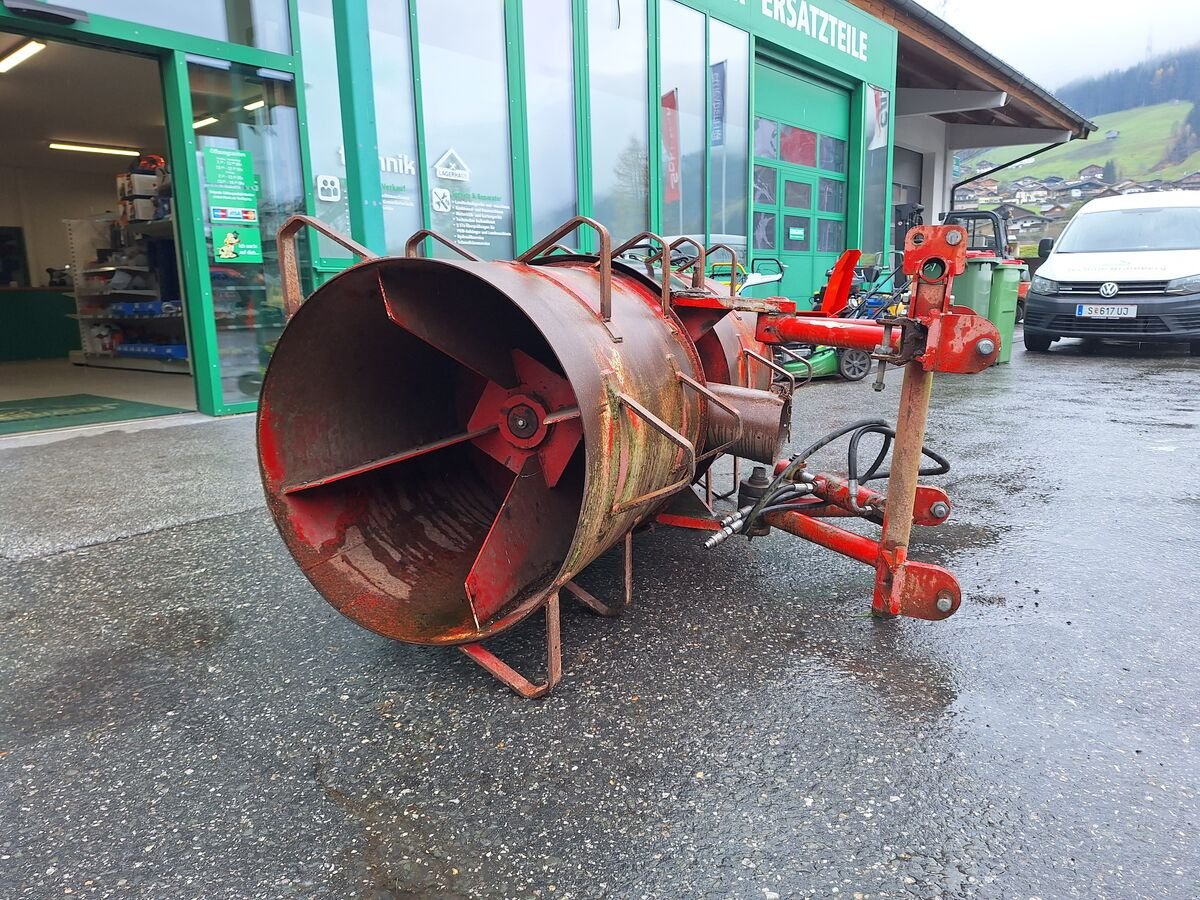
(914, 0, 1200, 88)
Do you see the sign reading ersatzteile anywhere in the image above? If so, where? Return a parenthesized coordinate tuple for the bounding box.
(750, 0, 870, 63)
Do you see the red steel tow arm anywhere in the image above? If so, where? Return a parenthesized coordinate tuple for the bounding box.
(754, 225, 1000, 621)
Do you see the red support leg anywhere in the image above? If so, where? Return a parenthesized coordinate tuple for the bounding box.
(458, 593, 562, 698)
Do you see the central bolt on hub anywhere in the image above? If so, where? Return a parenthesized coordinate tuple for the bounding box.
(507, 404, 539, 439)
(495, 394, 551, 451)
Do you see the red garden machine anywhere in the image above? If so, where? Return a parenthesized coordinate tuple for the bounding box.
(259, 215, 999, 697)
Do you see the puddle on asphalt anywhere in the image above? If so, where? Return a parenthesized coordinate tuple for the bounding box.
(773, 622, 960, 721)
(912, 522, 1009, 565)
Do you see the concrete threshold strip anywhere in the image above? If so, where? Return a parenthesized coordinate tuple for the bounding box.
(0, 411, 228, 450)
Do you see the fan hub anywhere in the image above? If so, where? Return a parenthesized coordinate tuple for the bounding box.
(502, 397, 547, 447)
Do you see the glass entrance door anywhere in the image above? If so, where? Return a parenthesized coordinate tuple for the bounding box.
(750, 64, 850, 306)
(185, 58, 305, 406)
(753, 149, 819, 303)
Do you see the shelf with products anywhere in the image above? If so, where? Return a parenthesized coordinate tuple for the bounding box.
(70, 350, 192, 374)
(71, 314, 184, 321)
(66, 191, 188, 374)
(83, 265, 151, 274)
(77, 288, 163, 298)
(127, 218, 175, 240)
(213, 326, 283, 336)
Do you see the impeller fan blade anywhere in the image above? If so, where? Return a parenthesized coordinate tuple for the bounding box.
(379, 269, 520, 388)
(281, 424, 499, 494)
(464, 456, 577, 627)
(538, 413, 582, 488)
(467, 378, 534, 475)
(511, 349, 576, 409)
(465, 349, 584, 481)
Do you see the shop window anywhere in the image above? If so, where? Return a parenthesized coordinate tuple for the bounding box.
(590, 0, 649, 241)
(818, 219, 845, 253)
(188, 60, 304, 404)
(753, 165, 777, 205)
(524, 0, 577, 242)
(70, 0, 290, 54)
(780, 126, 817, 167)
(753, 117, 778, 159)
(784, 215, 810, 251)
(297, 0, 351, 268)
(784, 180, 812, 209)
(708, 20, 749, 249)
(819, 135, 847, 173)
(369, 0, 423, 254)
(818, 178, 845, 214)
(416, 0, 514, 259)
(659, 0, 705, 239)
(752, 212, 775, 251)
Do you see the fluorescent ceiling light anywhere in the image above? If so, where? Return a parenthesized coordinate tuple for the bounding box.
(49, 142, 140, 157)
(192, 116, 219, 130)
(243, 99, 266, 111)
(0, 40, 46, 73)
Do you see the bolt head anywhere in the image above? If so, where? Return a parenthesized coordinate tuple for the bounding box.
(945, 230, 963, 246)
(976, 338, 996, 356)
(506, 404, 539, 439)
(930, 501, 950, 519)
(935, 593, 954, 613)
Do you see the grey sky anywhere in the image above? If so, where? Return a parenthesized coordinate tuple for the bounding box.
(913, 0, 1200, 90)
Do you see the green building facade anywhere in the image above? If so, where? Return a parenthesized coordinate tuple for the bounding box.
(0, 0, 897, 417)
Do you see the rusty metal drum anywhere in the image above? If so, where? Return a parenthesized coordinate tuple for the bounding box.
(258, 253, 716, 646)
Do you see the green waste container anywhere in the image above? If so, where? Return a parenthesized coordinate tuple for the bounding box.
(988, 261, 1025, 365)
(953, 256, 997, 317)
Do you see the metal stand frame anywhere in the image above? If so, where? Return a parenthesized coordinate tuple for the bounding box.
(563, 532, 633, 617)
(458, 593, 563, 699)
(456, 532, 634, 698)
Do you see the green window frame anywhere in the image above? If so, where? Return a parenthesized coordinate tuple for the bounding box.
(0, 0, 893, 417)
(0, 1, 319, 417)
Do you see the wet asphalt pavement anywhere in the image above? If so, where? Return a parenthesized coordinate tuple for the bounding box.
(1, 330, 1198, 899)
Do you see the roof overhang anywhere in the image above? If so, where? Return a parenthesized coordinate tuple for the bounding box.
(850, 0, 1095, 144)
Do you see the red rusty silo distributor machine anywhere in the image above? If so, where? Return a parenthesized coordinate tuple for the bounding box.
(259, 216, 999, 697)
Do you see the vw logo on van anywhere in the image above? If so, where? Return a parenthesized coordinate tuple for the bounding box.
(1099, 281, 1120, 298)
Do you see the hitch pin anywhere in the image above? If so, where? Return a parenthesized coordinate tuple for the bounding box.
(872, 321, 893, 393)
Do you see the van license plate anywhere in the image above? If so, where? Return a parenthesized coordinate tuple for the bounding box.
(1076, 304, 1137, 319)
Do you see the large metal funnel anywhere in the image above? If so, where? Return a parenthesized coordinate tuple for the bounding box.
(258, 255, 713, 646)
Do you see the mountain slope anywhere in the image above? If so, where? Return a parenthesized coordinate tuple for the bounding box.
(961, 102, 1200, 184)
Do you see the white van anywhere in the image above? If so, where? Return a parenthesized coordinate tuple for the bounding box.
(1023, 191, 1200, 354)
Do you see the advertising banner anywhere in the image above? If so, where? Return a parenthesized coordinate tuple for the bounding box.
(866, 84, 890, 152)
(710, 60, 727, 147)
(662, 89, 682, 205)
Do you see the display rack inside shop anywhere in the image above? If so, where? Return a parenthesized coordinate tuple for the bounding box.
(66, 168, 189, 373)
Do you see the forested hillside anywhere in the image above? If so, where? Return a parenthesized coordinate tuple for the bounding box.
(1056, 44, 1200, 166)
(1057, 44, 1200, 117)
(960, 45, 1200, 179)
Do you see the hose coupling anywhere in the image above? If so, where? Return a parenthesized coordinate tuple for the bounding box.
(704, 507, 753, 549)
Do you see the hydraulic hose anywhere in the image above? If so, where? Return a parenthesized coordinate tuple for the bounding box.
(723, 419, 949, 543)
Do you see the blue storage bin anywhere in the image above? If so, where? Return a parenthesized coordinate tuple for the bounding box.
(116, 342, 188, 360)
